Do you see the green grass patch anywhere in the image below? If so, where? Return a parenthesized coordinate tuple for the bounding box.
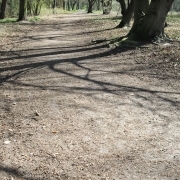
(167, 13, 180, 22)
(165, 13, 180, 39)
(0, 18, 17, 23)
(29, 16, 41, 22)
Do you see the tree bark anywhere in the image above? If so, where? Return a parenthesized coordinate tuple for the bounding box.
(116, 0, 126, 16)
(18, 0, 27, 21)
(0, 0, 7, 19)
(116, 0, 134, 28)
(87, 0, 96, 13)
(72, 1, 77, 10)
(129, 0, 149, 32)
(127, 0, 174, 41)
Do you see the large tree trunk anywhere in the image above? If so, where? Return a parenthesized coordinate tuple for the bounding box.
(0, 0, 7, 19)
(117, 0, 126, 16)
(18, 0, 27, 21)
(116, 0, 134, 28)
(127, 0, 174, 41)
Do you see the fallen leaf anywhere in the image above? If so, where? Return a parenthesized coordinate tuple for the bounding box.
(52, 131, 58, 134)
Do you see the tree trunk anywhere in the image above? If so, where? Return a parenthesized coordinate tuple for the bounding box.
(0, 0, 7, 19)
(116, 0, 134, 28)
(76, 0, 80, 10)
(18, 0, 27, 21)
(117, 0, 126, 16)
(87, 0, 95, 13)
(33, 0, 42, 16)
(72, 2, 76, 10)
(67, 0, 70, 11)
(27, 1, 33, 16)
(63, 0, 66, 10)
(127, 0, 174, 41)
(10, 0, 13, 17)
(102, 0, 112, 15)
(53, 0, 56, 14)
(97, 0, 100, 10)
(129, 0, 149, 32)
(87, 4, 93, 13)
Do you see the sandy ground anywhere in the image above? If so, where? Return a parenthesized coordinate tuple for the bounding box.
(0, 12, 180, 180)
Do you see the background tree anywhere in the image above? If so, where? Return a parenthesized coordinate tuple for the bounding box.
(0, 0, 7, 19)
(18, 0, 27, 21)
(53, 0, 56, 14)
(87, 0, 96, 13)
(122, 0, 174, 42)
(96, 0, 101, 10)
(172, 0, 180, 11)
(71, 0, 77, 10)
(102, 0, 112, 14)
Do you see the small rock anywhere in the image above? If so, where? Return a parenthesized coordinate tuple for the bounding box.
(4, 140, 11, 144)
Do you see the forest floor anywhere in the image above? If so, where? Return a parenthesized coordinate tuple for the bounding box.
(0, 11, 180, 180)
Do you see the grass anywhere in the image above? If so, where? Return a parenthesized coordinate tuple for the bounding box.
(166, 13, 180, 39)
(0, 18, 17, 23)
(29, 16, 41, 22)
(0, 16, 41, 24)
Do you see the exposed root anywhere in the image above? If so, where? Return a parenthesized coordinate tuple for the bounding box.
(152, 33, 173, 44)
(108, 32, 179, 48)
(109, 36, 150, 48)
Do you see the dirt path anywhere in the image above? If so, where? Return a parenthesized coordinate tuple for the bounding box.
(0, 12, 180, 180)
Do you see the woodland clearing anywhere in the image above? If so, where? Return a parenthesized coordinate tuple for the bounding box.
(0, 11, 180, 179)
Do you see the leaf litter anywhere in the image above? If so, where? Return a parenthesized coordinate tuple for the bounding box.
(0, 13, 180, 179)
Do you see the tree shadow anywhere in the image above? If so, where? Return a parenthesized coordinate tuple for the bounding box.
(1, 12, 180, 180)
(1, 42, 179, 121)
(0, 164, 43, 180)
(0, 12, 179, 123)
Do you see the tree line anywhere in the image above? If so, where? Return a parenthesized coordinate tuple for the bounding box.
(0, 0, 179, 43)
(0, 0, 112, 20)
(0, 0, 180, 20)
